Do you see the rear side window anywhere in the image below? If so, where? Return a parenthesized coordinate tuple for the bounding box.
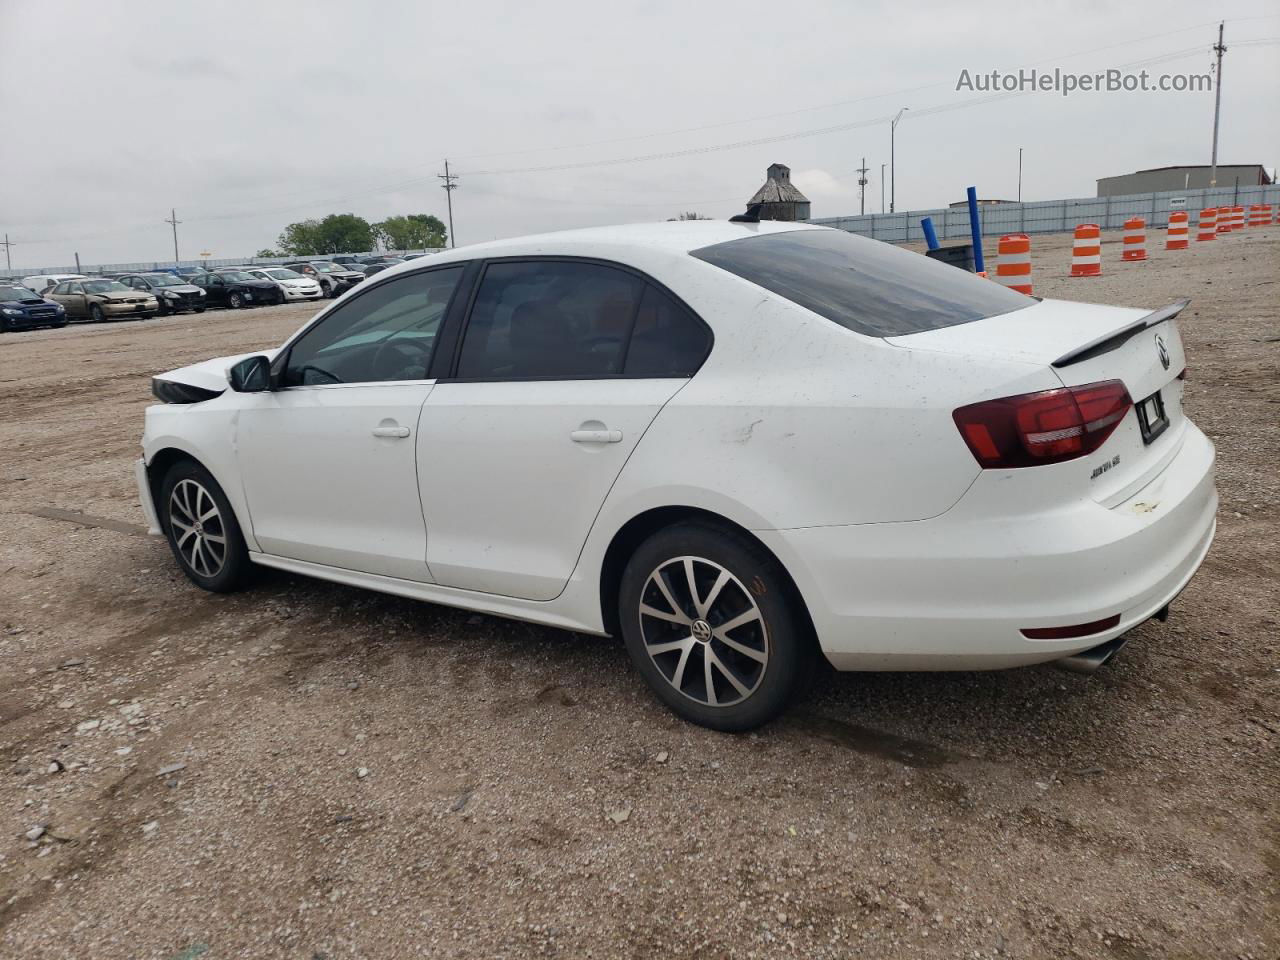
(457, 261, 643, 379)
(624, 285, 711, 377)
(691, 229, 1032, 337)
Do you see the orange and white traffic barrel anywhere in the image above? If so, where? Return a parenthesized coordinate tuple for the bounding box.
(995, 234, 1033, 294)
(1197, 208, 1217, 241)
(1232, 205, 1246, 230)
(1217, 206, 1233, 233)
(1165, 211, 1189, 250)
(1248, 205, 1269, 227)
(1070, 224, 1101, 277)
(1121, 217, 1147, 261)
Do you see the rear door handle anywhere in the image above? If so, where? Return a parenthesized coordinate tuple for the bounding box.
(372, 425, 410, 439)
(570, 428, 623, 444)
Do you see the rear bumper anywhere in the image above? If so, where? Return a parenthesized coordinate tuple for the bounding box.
(759, 422, 1217, 670)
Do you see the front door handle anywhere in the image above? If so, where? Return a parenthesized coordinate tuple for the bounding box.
(372, 424, 410, 439)
(570, 428, 623, 444)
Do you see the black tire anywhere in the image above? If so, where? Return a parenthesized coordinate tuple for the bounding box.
(195, 306, 206, 314)
(53, 321, 68, 329)
(228, 291, 244, 309)
(0, 317, 12, 333)
(159, 459, 252, 593)
(323, 281, 335, 299)
(618, 521, 816, 732)
(90, 303, 105, 323)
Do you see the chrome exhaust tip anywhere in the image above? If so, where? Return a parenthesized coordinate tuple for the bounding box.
(1055, 634, 1132, 675)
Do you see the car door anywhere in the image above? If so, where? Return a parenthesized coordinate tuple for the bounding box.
(59, 282, 87, 318)
(234, 266, 466, 581)
(418, 258, 712, 601)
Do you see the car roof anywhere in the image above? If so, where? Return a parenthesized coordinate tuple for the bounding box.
(425, 219, 820, 265)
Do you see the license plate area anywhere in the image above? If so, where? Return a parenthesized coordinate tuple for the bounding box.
(1135, 390, 1169, 445)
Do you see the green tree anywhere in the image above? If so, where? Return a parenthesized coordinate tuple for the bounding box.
(374, 213, 448, 251)
(276, 214, 375, 256)
(668, 211, 711, 221)
(255, 248, 280, 258)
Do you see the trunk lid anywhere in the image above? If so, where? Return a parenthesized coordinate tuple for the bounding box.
(888, 298, 1189, 504)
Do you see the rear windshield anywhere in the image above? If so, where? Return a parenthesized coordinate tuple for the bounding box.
(691, 228, 1032, 337)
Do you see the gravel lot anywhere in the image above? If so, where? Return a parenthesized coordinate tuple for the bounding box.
(1, 227, 1277, 959)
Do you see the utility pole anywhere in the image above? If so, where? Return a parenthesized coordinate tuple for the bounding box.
(438, 160, 458, 248)
(1209, 22, 1226, 187)
(890, 107, 908, 213)
(0, 234, 13, 272)
(856, 157, 869, 216)
(164, 208, 182, 263)
(880, 164, 886, 213)
(1017, 147, 1023, 202)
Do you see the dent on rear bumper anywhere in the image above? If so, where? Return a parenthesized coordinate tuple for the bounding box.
(760, 424, 1218, 670)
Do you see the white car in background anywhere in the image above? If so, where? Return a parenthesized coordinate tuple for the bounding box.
(22, 273, 86, 296)
(244, 267, 323, 302)
(137, 220, 1217, 731)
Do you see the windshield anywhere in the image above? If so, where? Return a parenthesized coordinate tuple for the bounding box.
(217, 271, 253, 282)
(309, 262, 339, 273)
(691, 228, 1033, 337)
(83, 280, 130, 294)
(266, 268, 302, 280)
(0, 286, 40, 302)
(143, 274, 183, 287)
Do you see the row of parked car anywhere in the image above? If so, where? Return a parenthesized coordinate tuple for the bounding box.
(0, 254, 428, 332)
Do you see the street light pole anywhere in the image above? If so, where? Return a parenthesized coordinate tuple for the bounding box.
(1209, 22, 1226, 187)
(880, 163, 886, 213)
(890, 107, 908, 213)
(1017, 148, 1023, 202)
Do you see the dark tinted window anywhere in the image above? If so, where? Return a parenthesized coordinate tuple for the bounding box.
(691, 229, 1032, 337)
(623, 285, 711, 377)
(282, 267, 463, 386)
(457, 261, 643, 379)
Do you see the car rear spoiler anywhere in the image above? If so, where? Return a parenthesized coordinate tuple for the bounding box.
(1052, 298, 1190, 369)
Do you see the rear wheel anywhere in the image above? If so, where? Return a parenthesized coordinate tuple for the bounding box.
(159, 460, 251, 593)
(618, 522, 816, 731)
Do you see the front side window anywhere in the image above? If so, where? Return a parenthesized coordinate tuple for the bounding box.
(691, 228, 1032, 338)
(282, 267, 464, 387)
(53, 282, 72, 294)
(82, 280, 128, 294)
(457, 260, 643, 379)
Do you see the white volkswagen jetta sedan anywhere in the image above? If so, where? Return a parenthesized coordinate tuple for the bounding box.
(137, 220, 1216, 730)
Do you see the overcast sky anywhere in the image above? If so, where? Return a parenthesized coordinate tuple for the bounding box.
(1, 0, 1277, 269)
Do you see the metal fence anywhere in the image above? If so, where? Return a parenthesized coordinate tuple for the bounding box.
(812, 184, 1280, 245)
(3, 249, 447, 282)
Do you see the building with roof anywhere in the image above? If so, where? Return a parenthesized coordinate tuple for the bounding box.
(745, 163, 810, 221)
(1097, 164, 1273, 197)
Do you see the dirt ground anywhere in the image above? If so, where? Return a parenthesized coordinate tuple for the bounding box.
(1, 226, 1277, 960)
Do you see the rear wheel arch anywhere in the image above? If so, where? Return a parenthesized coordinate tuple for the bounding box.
(597, 506, 817, 644)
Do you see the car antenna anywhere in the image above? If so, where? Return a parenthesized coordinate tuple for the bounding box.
(729, 202, 763, 224)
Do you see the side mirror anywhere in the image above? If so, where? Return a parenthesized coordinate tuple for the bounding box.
(229, 355, 272, 393)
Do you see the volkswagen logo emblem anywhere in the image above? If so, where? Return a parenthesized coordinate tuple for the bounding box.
(1155, 334, 1170, 370)
(691, 619, 713, 643)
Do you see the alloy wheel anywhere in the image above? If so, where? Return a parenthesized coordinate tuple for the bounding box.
(168, 478, 227, 578)
(638, 556, 769, 707)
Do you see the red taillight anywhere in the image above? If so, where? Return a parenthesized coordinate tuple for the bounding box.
(953, 380, 1132, 468)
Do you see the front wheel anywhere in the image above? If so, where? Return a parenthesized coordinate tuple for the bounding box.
(160, 460, 251, 593)
(618, 521, 816, 732)
(90, 303, 105, 323)
(195, 306, 206, 314)
(228, 291, 244, 309)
